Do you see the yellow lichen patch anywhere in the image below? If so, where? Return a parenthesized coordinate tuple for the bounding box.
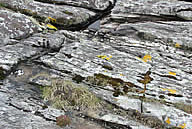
(101, 56, 107, 59)
(161, 88, 177, 94)
(97, 55, 112, 61)
(142, 54, 152, 62)
(169, 71, 176, 76)
(178, 123, 186, 129)
(105, 57, 111, 61)
(165, 117, 171, 124)
(48, 17, 56, 23)
(175, 43, 181, 48)
(168, 89, 177, 94)
(161, 88, 167, 91)
(46, 24, 58, 30)
(97, 55, 106, 59)
(120, 74, 124, 76)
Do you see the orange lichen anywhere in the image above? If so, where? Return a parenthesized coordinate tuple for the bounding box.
(178, 123, 186, 129)
(142, 54, 152, 62)
(46, 24, 58, 30)
(97, 55, 112, 61)
(165, 117, 171, 124)
(175, 43, 181, 48)
(119, 74, 124, 76)
(48, 17, 56, 23)
(161, 88, 177, 94)
(168, 71, 176, 76)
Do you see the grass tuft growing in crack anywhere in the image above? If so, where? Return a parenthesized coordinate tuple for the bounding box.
(42, 79, 101, 110)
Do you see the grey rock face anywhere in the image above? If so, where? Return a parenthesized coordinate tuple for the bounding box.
(0, 0, 192, 129)
(0, 8, 39, 40)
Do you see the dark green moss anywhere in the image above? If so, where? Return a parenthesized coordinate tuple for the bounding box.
(0, 67, 5, 80)
(72, 74, 85, 83)
(0, 3, 8, 8)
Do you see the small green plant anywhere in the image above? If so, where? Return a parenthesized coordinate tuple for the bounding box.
(42, 79, 101, 110)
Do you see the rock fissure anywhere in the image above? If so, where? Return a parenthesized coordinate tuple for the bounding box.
(34, 0, 114, 13)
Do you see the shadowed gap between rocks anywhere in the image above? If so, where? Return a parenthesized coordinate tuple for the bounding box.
(110, 13, 189, 24)
(54, 0, 117, 31)
(178, 0, 192, 2)
(34, 0, 113, 13)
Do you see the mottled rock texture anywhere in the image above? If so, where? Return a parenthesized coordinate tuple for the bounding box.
(0, 0, 192, 129)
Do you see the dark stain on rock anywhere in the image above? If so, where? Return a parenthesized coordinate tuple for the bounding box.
(159, 95, 165, 99)
(0, 67, 6, 80)
(72, 74, 85, 83)
(113, 88, 123, 97)
(137, 31, 158, 41)
(102, 62, 113, 70)
(86, 73, 139, 96)
(167, 93, 183, 97)
(123, 85, 129, 93)
(64, 53, 73, 58)
(155, 73, 178, 80)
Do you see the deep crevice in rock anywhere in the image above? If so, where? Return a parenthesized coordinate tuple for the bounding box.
(34, 0, 112, 13)
(34, 111, 56, 122)
(53, 0, 117, 31)
(154, 73, 178, 80)
(178, 0, 192, 3)
(111, 13, 188, 24)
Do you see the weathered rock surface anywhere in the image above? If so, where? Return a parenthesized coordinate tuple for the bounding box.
(0, 0, 192, 129)
(0, 0, 95, 29)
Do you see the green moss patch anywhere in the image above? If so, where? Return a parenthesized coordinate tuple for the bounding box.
(0, 3, 8, 8)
